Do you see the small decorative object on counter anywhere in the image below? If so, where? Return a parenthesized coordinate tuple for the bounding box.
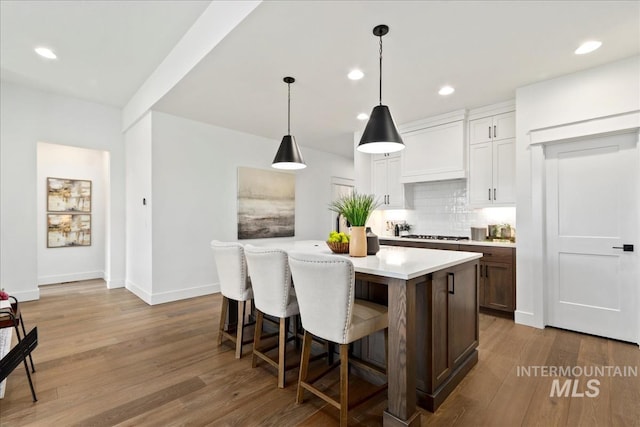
(0, 288, 9, 300)
(328, 191, 381, 257)
(326, 230, 350, 253)
(394, 224, 400, 236)
(470, 227, 487, 241)
(398, 222, 411, 236)
(365, 227, 380, 255)
(488, 224, 515, 242)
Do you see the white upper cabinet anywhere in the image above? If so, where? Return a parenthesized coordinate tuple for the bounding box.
(399, 110, 467, 183)
(372, 154, 405, 209)
(467, 103, 516, 206)
(469, 111, 515, 145)
(468, 138, 515, 205)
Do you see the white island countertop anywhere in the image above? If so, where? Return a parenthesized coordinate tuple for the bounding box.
(250, 240, 482, 281)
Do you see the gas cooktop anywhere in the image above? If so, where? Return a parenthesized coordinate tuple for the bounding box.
(401, 234, 470, 241)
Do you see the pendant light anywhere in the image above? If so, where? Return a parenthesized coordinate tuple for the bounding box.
(357, 24, 404, 154)
(272, 76, 306, 170)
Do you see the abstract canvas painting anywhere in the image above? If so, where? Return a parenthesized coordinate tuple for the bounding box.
(47, 214, 92, 248)
(237, 167, 295, 239)
(47, 177, 91, 212)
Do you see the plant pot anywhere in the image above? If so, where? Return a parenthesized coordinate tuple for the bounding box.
(349, 226, 367, 257)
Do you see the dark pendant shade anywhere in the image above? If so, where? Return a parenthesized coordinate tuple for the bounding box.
(357, 105, 404, 153)
(272, 135, 306, 170)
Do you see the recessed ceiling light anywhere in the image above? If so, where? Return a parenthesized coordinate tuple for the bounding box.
(357, 113, 369, 120)
(348, 69, 364, 80)
(35, 46, 57, 59)
(575, 40, 602, 55)
(438, 85, 455, 96)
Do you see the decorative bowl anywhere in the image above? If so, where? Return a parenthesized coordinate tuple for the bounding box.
(326, 241, 349, 254)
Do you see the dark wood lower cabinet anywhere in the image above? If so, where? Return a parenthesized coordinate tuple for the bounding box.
(481, 261, 514, 312)
(380, 239, 516, 315)
(416, 261, 479, 411)
(354, 259, 479, 412)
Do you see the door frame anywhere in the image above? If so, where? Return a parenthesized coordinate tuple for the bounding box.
(330, 176, 354, 232)
(524, 111, 640, 346)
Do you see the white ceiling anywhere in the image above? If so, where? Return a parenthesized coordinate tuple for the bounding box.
(2, 1, 639, 159)
(0, 0, 209, 107)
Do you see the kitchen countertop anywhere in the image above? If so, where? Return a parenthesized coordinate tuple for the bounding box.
(249, 240, 482, 280)
(379, 235, 517, 248)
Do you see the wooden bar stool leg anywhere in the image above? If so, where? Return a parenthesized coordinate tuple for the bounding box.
(218, 296, 228, 346)
(235, 301, 246, 359)
(278, 317, 287, 388)
(339, 344, 349, 427)
(296, 331, 312, 404)
(252, 311, 264, 368)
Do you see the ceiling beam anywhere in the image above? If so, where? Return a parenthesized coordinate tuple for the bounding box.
(122, 0, 261, 132)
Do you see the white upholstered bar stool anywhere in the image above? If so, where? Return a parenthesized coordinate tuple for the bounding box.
(210, 240, 253, 359)
(288, 251, 388, 427)
(244, 245, 299, 388)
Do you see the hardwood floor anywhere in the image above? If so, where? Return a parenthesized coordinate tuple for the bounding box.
(1, 280, 639, 426)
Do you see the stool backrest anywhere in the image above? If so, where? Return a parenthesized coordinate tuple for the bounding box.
(288, 251, 354, 343)
(210, 241, 251, 301)
(244, 245, 293, 318)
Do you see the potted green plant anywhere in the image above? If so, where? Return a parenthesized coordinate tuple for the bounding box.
(329, 191, 381, 257)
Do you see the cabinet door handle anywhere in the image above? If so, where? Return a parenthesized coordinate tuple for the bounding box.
(494, 188, 497, 200)
(488, 189, 492, 201)
(388, 195, 391, 204)
(485, 265, 489, 278)
(448, 272, 455, 295)
(489, 126, 492, 139)
(494, 125, 497, 138)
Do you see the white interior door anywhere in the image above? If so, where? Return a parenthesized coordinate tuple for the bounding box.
(545, 132, 638, 343)
(330, 177, 354, 234)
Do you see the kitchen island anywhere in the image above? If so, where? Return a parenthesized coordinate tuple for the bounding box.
(252, 241, 482, 427)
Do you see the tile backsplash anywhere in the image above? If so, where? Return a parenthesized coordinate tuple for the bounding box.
(374, 180, 516, 237)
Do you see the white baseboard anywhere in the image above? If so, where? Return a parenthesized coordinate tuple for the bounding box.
(106, 279, 125, 289)
(125, 281, 220, 306)
(125, 280, 152, 305)
(38, 271, 104, 286)
(515, 310, 544, 329)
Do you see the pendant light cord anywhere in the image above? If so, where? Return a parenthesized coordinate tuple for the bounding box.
(287, 81, 291, 135)
(379, 34, 383, 106)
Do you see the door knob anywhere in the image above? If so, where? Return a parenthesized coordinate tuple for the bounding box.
(612, 244, 634, 252)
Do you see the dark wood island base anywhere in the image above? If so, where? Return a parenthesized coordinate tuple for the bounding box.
(355, 259, 480, 417)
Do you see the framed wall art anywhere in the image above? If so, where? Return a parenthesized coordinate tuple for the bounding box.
(47, 177, 91, 212)
(237, 167, 295, 239)
(47, 214, 92, 248)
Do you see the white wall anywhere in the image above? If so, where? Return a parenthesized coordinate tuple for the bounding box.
(140, 111, 354, 304)
(0, 81, 126, 300)
(36, 142, 108, 284)
(515, 55, 640, 328)
(125, 113, 153, 300)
